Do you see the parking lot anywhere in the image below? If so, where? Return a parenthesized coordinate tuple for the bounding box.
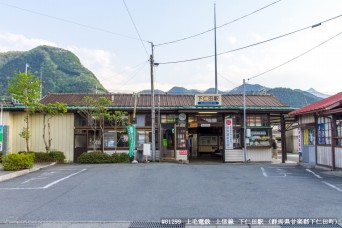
(0, 163, 341, 225)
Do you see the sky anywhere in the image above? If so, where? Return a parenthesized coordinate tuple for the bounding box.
(0, 0, 342, 95)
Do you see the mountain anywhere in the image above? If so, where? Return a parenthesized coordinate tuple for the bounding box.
(269, 88, 321, 108)
(0, 46, 107, 98)
(306, 88, 330, 99)
(227, 83, 270, 94)
(140, 84, 323, 108)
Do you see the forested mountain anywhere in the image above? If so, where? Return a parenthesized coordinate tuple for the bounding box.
(139, 84, 323, 108)
(0, 46, 107, 98)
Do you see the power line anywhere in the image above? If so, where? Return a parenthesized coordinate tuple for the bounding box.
(0, 1, 147, 42)
(155, 0, 282, 46)
(247, 30, 342, 81)
(122, 0, 150, 57)
(157, 14, 342, 65)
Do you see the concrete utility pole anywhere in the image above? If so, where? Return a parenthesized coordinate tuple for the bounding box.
(214, 3, 218, 94)
(243, 79, 247, 163)
(150, 42, 156, 162)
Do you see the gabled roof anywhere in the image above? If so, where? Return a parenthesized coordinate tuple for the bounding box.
(289, 92, 342, 116)
(39, 93, 291, 111)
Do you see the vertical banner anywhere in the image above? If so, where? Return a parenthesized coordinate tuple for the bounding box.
(225, 118, 233, 150)
(303, 129, 308, 145)
(0, 125, 3, 152)
(126, 125, 136, 157)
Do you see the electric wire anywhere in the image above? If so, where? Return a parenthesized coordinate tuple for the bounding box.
(157, 14, 342, 65)
(122, 0, 150, 57)
(120, 61, 149, 89)
(248, 30, 342, 81)
(155, 0, 282, 46)
(0, 1, 147, 42)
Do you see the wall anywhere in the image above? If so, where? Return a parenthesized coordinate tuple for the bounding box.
(3, 112, 74, 162)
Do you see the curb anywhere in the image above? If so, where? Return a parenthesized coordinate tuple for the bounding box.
(0, 162, 56, 183)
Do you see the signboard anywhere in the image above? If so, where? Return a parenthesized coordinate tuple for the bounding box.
(298, 128, 302, 153)
(179, 150, 188, 155)
(225, 118, 233, 150)
(195, 94, 221, 106)
(143, 143, 151, 156)
(201, 124, 210, 127)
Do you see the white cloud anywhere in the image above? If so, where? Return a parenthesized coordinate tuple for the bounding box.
(0, 32, 57, 52)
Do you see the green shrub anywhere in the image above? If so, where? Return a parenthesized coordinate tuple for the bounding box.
(33, 151, 65, 163)
(0, 152, 2, 163)
(34, 152, 55, 163)
(111, 153, 130, 163)
(77, 151, 112, 164)
(49, 151, 65, 163)
(2, 153, 35, 171)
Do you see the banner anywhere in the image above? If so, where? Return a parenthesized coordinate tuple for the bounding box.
(126, 125, 136, 157)
(225, 118, 233, 150)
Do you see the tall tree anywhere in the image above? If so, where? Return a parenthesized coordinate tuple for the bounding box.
(77, 96, 111, 152)
(8, 71, 41, 152)
(107, 110, 129, 152)
(36, 102, 67, 153)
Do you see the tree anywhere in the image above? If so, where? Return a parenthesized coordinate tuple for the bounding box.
(107, 110, 129, 152)
(77, 96, 111, 152)
(8, 71, 41, 152)
(36, 102, 67, 153)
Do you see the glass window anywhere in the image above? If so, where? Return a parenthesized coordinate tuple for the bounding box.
(247, 114, 269, 126)
(317, 117, 331, 145)
(176, 128, 187, 149)
(161, 114, 176, 123)
(88, 130, 101, 150)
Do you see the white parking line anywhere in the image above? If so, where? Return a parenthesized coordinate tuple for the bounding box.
(21, 177, 48, 184)
(306, 169, 322, 179)
(322, 181, 342, 193)
(42, 169, 86, 189)
(0, 169, 86, 190)
(260, 167, 268, 177)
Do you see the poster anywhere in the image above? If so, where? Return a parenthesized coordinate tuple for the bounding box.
(303, 129, 308, 145)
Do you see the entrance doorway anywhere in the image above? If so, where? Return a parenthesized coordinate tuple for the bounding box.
(188, 114, 224, 162)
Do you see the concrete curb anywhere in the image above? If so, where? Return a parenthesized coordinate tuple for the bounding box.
(0, 162, 56, 183)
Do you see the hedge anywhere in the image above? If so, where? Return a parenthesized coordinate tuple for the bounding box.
(78, 151, 130, 164)
(34, 151, 65, 163)
(2, 153, 35, 171)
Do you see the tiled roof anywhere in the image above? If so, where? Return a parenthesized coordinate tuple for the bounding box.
(289, 92, 342, 116)
(40, 93, 290, 110)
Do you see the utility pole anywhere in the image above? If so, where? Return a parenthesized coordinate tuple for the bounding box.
(214, 3, 218, 94)
(243, 79, 247, 163)
(150, 42, 156, 162)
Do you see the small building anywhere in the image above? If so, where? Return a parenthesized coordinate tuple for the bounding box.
(289, 92, 342, 170)
(1, 93, 294, 163)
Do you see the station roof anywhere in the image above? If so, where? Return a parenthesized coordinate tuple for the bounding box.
(289, 92, 342, 116)
(39, 93, 293, 112)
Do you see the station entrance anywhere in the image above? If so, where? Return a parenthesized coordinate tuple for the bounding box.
(188, 114, 224, 162)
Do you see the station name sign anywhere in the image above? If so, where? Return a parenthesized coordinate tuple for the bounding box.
(195, 94, 221, 106)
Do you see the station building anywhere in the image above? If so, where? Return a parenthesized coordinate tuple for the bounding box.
(1, 93, 294, 163)
(289, 92, 342, 170)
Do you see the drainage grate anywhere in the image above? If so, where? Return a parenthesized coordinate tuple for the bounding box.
(280, 225, 341, 228)
(129, 221, 185, 228)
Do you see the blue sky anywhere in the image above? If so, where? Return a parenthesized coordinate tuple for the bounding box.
(1, 0, 342, 94)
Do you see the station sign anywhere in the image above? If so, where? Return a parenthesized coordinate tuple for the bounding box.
(195, 94, 221, 106)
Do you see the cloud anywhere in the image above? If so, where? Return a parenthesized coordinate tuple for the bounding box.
(0, 32, 57, 52)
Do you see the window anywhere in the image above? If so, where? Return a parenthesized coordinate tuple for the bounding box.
(336, 114, 342, 146)
(317, 117, 331, 145)
(247, 114, 269, 126)
(161, 114, 176, 123)
(136, 130, 159, 149)
(176, 128, 187, 149)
